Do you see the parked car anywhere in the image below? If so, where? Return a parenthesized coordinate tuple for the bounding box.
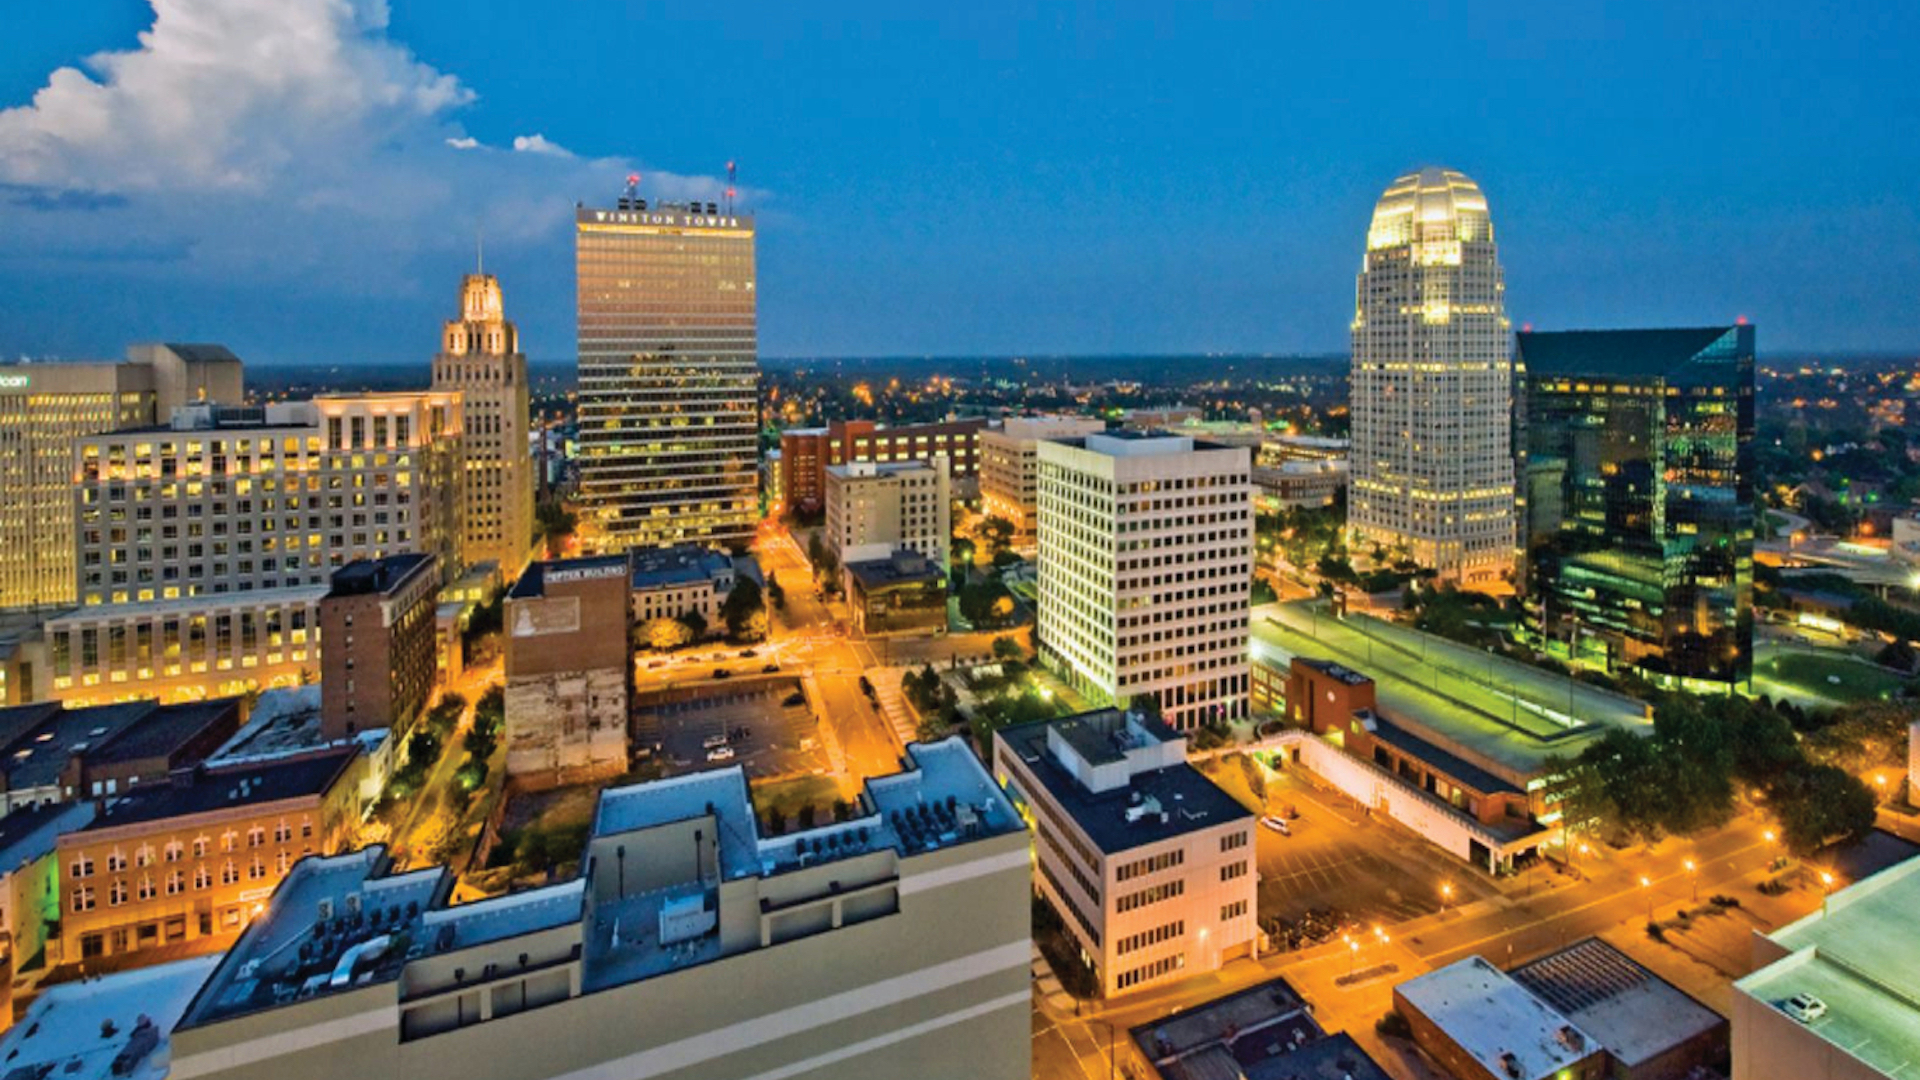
(706, 746, 736, 763)
(1261, 815, 1291, 836)
(702, 734, 731, 750)
(713, 668, 733, 680)
(1783, 994, 1828, 1024)
(762, 663, 780, 673)
(782, 691, 806, 707)
(740, 649, 757, 658)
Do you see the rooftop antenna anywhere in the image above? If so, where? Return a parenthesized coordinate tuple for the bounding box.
(475, 227, 484, 276)
(726, 161, 737, 215)
(624, 172, 641, 202)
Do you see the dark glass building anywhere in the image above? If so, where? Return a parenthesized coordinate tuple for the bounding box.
(1517, 326, 1755, 691)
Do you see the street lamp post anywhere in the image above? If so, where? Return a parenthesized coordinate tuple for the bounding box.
(1684, 858, 1698, 904)
(1639, 875, 1653, 924)
(1440, 882, 1453, 918)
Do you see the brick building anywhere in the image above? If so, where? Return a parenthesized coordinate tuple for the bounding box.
(320, 554, 439, 742)
(780, 417, 986, 512)
(504, 556, 632, 780)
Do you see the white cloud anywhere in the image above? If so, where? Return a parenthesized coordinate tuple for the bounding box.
(511, 134, 570, 157)
(0, 0, 750, 299)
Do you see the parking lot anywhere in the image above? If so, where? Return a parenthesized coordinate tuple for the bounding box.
(1249, 765, 1496, 942)
(636, 677, 828, 782)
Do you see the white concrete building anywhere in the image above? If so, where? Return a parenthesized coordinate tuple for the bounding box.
(1036, 431, 1252, 729)
(980, 415, 1106, 550)
(1348, 167, 1515, 586)
(824, 457, 951, 569)
(993, 709, 1257, 998)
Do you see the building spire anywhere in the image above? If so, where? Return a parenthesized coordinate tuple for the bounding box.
(476, 227, 484, 276)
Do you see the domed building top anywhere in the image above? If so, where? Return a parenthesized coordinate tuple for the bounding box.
(1366, 166, 1493, 251)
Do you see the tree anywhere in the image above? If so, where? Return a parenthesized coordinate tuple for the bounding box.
(951, 537, 975, 567)
(647, 616, 693, 651)
(992, 635, 1026, 662)
(1251, 576, 1279, 606)
(1876, 638, 1917, 672)
(959, 580, 1015, 628)
(979, 516, 1015, 555)
(535, 500, 578, 556)
(720, 578, 767, 642)
(677, 608, 709, 641)
(1770, 764, 1877, 856)
(766, 572, 786, 611)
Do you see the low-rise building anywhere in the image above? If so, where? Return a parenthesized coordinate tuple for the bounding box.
(0, 698, 243, 812)
(979, 415, 1106, 549)
(1252, 460, 1347, 511)
(1733, 856, 1920, 1080)
(628, 544, 736, 629)
(0, 801, 96, 1005)
(845, 548, 947, 636)
(825, 456, 952, 570)
(41, 585, 326, 706)
(993, 709, 1257, 998)
(14, 737, 1031, 1080)
(1261, 433, 1349, 466)
(504, 555, 631, 780)
(52, 749, 364, 970)
(781, 417, 986, 513)
(320, 554, 439, 742)
(1396, 940, 1725, 1080)
(0, 954, 219, 1080)
(1128, 975, 1392, 1080)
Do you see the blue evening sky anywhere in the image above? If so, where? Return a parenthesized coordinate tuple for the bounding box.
(1, 1, 1914, 364)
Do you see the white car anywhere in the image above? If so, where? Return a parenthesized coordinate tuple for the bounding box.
(1261, 815, 1291, 836)
(706, 746, 736, 763)
(1783, 994, 1828, 1024)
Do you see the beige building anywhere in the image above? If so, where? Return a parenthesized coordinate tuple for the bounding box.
(825, 457, 952, 573)
(433, 273, 534, 574)
(979, 415, 1105, 550)
(42, 586, 325, 707)
(1037, 431, 1253, 729)
(994, 709, 1257, 997)
(72, 393, 463, 610)
(2, 738, 1032, 1080)
(628, 545, 737, 630)
(1732, 856, 1920, 1080)
(504, 555, 632, 780)
(0, 345, 243, 612)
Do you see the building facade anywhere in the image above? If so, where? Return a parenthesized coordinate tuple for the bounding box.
(629, 545, 736, 629)
(1349, 167, 1515, 586)
(73, 393, 463, 608)
(1518, 326, 1756, 691)
(320, 554, 439, 741)
(41, 586, 325, 707)
(1036, 432, 1252, 729)
(980, 415, 1106, 549)
(52, 750, 363, 970)
(575, 199, 759, 553)
(782, 418, 988, 513)
(824, 457, 952, 570)
(433, 273, 534, 573)
(0, 345, 243, 612)
(994, 710, 1257, 998)
(504, 555, 632, 779)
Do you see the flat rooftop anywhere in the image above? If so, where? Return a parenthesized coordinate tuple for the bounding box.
(2, 701, 155, 791)
(1396, 956, 1602, 1079)
(1132, 977, 1391, 1080)
(999, 717, 1250, 855)
(83, 749, 358, 831)
(1511, 938, 1725, 1070)
(327, 552, 434, 597)
(84, 698, 240, 765)
(1255, 602, 1651, 777)
(508, 554, 630, 600)
(0, 956, 220, 1080)
(629, 544, 732, 590)
(1735, 855, 1920, 1076)
(45, 583, 330, 623)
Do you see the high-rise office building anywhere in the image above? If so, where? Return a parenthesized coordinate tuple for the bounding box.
(0, 345, 242, 612)
(1349, 167, 1515, 586)
(575, 196, 758, 553)
(1036, 431, 1252, 730)
(433, 273, 534, 573)
(1517, 326, 1756, 691)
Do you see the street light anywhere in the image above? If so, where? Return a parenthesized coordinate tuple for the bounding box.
(1820, 870, 1837, 916)
(1684, 858, 1698, 903)
(1440, 882, 1453, 916)
(1639, 875, 1654, 924)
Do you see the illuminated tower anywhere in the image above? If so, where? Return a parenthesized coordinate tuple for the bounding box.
(1348, 167, 1515, 586)
(575, 184, 758, 553)
(432, 272, 534, 572)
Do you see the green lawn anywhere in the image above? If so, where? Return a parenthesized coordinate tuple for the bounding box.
(1754, 645, 1907, 708)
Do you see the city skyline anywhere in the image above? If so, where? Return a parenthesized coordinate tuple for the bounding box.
(3, 2, 1917, 365)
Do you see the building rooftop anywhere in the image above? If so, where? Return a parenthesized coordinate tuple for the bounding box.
(207, 685, 385, 768)
(82, 698, 241, 768)
(1367, 715, 1522, 797)
(326, 552, 435, 598)
(629, 544, 734, 591)
(1396, 956, 1602, 1080)
(1511, 938, 1725, 1071)
(999, 712, 1251, 856)
(1735, 855, 1920, 1076)
(81, 749, 359, 832)
(508, 554, 631, 600)
(0, 800, 94, 871)
(845, 549, 943, 589)
(45, 583, 330, 623)
(1518, 326, 1749, 381)
(1131, 977, 1391, 1080)
(2, 701, 155, 793)
(0, 955, 220, 1080)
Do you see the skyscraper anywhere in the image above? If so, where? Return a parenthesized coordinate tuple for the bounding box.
(432, 273, 534, 572)
(1349, 167, 1515, 586)
(575, 195, 758, 553)
(1518, 326, 1755, 691)
(1036, 431, 1252, 730)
